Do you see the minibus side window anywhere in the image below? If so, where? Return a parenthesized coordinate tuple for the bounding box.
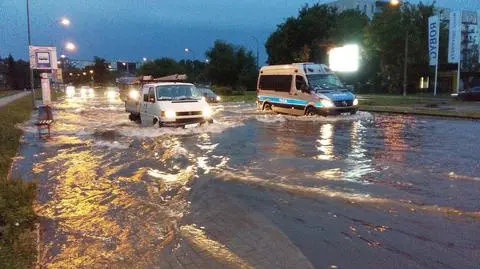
(259, 75, 292, 92)
(295, 76, 307, 92)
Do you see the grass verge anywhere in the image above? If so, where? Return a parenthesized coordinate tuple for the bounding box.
(361, 106, 480, 119)
(220, 91, 256, 103)
(0, 95, 37, 269)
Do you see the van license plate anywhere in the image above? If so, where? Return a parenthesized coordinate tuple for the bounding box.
(185, 123, 199, 129)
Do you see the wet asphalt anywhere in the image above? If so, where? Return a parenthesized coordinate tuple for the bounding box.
(12, 93, 480, 268)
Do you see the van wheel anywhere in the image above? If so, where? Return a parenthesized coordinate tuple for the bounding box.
(263, 102, 272, 111)
(305, 107, 317, 116)
(350, 110, 358, 115)
(158, 121, 163, 128)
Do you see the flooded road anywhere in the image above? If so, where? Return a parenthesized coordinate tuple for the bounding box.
(13, 94, 480, 269)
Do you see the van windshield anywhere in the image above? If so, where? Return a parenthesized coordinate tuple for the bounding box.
(156, 85, 201, 100)
(306, 74, 344, 92)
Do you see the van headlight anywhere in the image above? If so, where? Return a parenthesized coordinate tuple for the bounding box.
(353, 98, 359, 106)
(321, 99, 334, 108)
(129, 90, 139, 100)
(203, 106, 212, 118)
(216, 96, 221, 101)
(164, 110, 176, 119)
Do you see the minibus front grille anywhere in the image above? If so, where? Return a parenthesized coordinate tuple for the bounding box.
(333, 100, 353, 107)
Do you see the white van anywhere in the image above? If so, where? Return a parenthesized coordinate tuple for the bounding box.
(125, 83, 213, 127)
(256, 63, 358, 116)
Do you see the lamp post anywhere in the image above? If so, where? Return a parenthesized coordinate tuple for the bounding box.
(26, 0, 34, 106)
(250, 36, 260, 69)
(390, 0, 411, 96)
(184, 48, 196, 61)
(89, 70, 94, 87)
(25, 0, 72, 106)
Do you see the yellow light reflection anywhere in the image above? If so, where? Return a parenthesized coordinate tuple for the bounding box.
(315, 123, 334, 160)
(35, 147, 191, 268)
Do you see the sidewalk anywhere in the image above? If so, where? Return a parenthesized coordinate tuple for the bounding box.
(0, 91, 31, 108)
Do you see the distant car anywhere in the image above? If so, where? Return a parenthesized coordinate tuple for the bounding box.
(105, 87, 120, 99)
(79, 86, 94, 98)
(197, 88, 221, 103)
(66, 86, 76, 97)
(451, 87, 480, 101)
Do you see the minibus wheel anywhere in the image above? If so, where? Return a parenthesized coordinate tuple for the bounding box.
(263, 102, 272, 111)
(305, 106, 317, 116)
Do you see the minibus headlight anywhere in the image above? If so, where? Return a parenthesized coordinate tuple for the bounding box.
(216, 96, 221, 101)
(321, 99, 335, 108)
(165, 110, 176, 119)
(353, 98, 359, 106)
(203, 106, 212, 118)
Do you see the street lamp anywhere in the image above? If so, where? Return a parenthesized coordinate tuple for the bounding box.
(250, 36, 260, 69)
(60, 54, 66, 58)
(390, 0, 400, 6)
(390, 0, 411, 96)
(184, 48, 196, 61)
(89, 70, 94, 74)
(65, 42, 76, 51)
(82, 72, 87, 76)
(60, 17, 70, 26)
(142, 57, 147, 62)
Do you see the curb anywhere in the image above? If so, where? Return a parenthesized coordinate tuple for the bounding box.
(361, 106, 480, 120)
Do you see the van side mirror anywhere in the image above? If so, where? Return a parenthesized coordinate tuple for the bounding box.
(149, 97, 155, 103)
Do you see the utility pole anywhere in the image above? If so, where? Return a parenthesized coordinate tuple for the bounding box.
(26, 0, 35, 107)
(403, 31, 409, 97)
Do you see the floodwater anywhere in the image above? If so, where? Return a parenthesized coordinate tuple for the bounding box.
(13, 93, 480, 269)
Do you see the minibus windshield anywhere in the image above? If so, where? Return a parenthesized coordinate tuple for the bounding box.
(307, 74, 344, 92)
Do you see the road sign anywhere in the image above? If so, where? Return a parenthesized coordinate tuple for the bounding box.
(29, 46, 58, 70)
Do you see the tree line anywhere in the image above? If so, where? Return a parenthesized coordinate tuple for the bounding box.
(265, 3, 458, 94)
(137, 40, 258, 91)
(0, 56, 30, 91)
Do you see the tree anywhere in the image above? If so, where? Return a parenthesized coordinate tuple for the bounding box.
(92, 57, 111, 85)
(265, 4, 337, 64)
(364, 3, 435, 93)
(179, 60, 207, 83)
(138, 58, 185, 78)
(206, 40, 257, 89)
(330, 10, 369, 45)
(5, 55, 29, 91)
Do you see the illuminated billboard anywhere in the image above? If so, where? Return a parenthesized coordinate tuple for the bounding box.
(328, 44, 359, 72)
